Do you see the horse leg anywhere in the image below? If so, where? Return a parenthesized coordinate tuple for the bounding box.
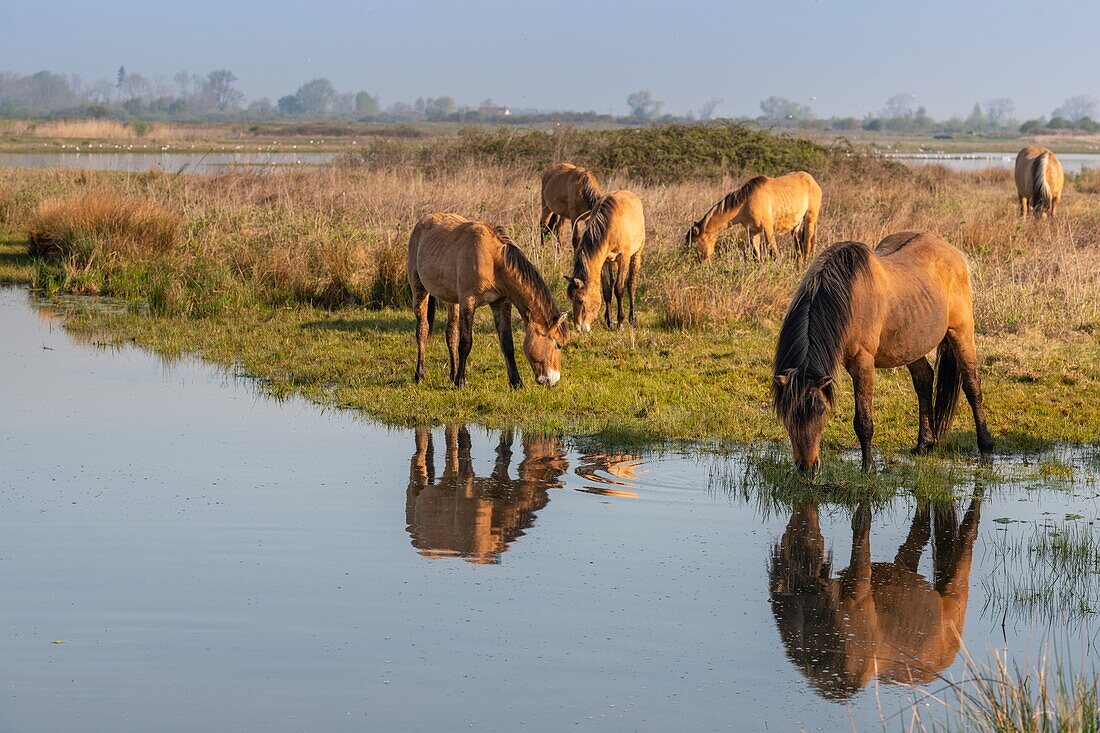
(539, 205, 554, 246)
(946, 327, 994, 458)
(747, 227, 762, 261)
(840, 501, 873, 601)
(802, 213, 818, 260)
(626, 252, 641, 327)
(1051, 194, 1059, 218)
(848, 352, 876, 471)
(491, 299, 523, 389)
(907, 356, 936, 454)
(614, 256, 628, 328)
(601, 261, 614, 329)
(763, 223, 780, 259)
(412, 284, 430, 384)
(445, 303, 460, 384)
(1018, 196, 1029, 217)
(453, 298, 476, 389)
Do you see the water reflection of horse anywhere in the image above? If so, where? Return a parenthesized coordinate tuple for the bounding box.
(769, 497, 982, 699)
(405, 425, 568, 564)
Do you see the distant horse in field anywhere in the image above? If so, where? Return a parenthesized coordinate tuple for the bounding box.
(406, 425, 568, 563)
(1015, 145, 1064, 218)
(539, 163, 603, 247)
(772, 231, 993, 472)
(408, 213, 570, 388)
(566, 190, 646, 332)
(770, 496, 982, 699)
(685, 171, 822, 261)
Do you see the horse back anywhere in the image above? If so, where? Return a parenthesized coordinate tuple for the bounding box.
(408, 213, 497, 302)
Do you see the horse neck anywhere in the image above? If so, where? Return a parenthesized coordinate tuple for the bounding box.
(495, 259, 553, 328)
(701, 197, 746, 239)
(576, 237, 610, 286)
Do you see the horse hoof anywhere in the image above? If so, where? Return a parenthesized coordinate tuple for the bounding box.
(910, 443, 934, 456)
(509, 380, 523, 390)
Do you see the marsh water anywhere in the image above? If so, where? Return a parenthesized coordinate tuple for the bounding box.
(0, 287, 1097, 732)
(885, 151, 1100, 173)
(0, 151, 336, 174)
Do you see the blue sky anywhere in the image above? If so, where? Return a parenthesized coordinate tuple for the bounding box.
(2, 0, 1097, 119)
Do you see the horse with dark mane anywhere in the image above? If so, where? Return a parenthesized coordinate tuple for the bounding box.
(539, 163, 603, 248)
(408, 213, 570, 388)
(772, 231, 993, 472)
(565, 190, 645, 332)
(685, 171, 821, 261)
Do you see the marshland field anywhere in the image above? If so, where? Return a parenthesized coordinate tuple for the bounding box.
(1, 121, 1099, 732)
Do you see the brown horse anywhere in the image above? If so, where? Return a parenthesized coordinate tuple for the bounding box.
(685, 171, 822, 261)
(1015, 145, 1064, 218)
(540, 163, 603, 247)
(405, 425, 568, 563)
(770, 497, 982, 699)
(408, 213, 570, 388)
(773, 231, 993, 472)
(565, 190, 646, 332)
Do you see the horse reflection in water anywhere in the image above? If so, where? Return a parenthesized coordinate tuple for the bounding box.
(769, 496, 982, 699)
(405, 425, 568, 563)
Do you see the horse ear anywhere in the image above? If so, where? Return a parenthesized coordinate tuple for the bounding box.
(553, 312, 570, 338)
(573, 278, 584, 289)
(563, 275, 572, 283)
(816, 375, 834, 389)
(773, 373, 789, 388)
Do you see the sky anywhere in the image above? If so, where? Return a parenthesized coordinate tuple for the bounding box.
(2, 0, 1098, 120)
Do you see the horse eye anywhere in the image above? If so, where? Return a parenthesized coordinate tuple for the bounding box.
(555, 342, 562, 350)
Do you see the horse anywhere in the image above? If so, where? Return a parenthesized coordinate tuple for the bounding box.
(1015, 145, 1064, 218)
(769, 496, 982, 699)
(772, 231, 993, 472)
(539, 162, 603, 247)
(408, 213, 570, 389)
(565, 190, 646, 332)
(685, 171, 822, 261)
(406, 425, 568, 564)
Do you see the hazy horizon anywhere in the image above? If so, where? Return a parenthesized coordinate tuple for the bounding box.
(3, 0, 1099, 120)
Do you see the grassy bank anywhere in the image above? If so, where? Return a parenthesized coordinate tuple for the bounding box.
(0, 134, 1098, 458)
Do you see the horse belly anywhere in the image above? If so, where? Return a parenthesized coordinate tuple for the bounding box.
(874, 318, 945, 368)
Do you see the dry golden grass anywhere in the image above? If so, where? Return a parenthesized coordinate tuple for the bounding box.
(1, 157, 1098, 338)
(27, 192, 180, 261)
(0, 119, 221, 141)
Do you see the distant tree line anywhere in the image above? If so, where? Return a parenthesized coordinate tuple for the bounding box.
(1, 69, 1098, 137)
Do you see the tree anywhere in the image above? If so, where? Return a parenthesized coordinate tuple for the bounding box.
(293, 78, 337, 115)
(985, 98, 1015, 126)
(965, 103, 985, 131)
(1052, 95, 1097, 122)
(626, 90, 663, 120)
(204, 69, 244, 111)
(355, 91, 379, 116)
(882, 93, 916, 119)
(759, 96, 811, 121)
(277, 94, 305, 115)
(248, 97, 273, 114)
(424, 96, 455, 120)
(1019, 119, 1044, 135)
(698, 98, 722, 121)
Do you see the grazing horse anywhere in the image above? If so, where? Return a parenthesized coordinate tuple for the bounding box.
(565, 190, 646, 332)
(1015, 145, 1064, 218)
(685, 171, 822, 261)
(539, 162, 603, 247)
(406, 425, 568, 563)
(408, 213, 570, 388)
(770, 497, 982, 699)
(772, 231, 993, 472)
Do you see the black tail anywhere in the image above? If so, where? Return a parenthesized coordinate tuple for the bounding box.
(931, 338, 962, 441)
(426, 295, 437, 335)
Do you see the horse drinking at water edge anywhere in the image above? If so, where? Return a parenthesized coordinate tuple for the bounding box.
(772, 231, 993, 472)
(685, 171, 821, 261)
(566, 190, 646, 332)
(408, 213, 570, 388)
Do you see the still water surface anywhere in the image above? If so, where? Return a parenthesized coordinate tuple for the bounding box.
(0, 288, 1097, 732)
(0, 151, 336, 174)
(888, 151, 1100, 173)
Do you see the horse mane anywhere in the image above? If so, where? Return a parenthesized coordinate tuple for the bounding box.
(696, 175, 768, 231)
(578, 169, 603, 212)
(494, 226, 559, 326)
(773, 242, 872, 418)
(574, 194, 617, 272)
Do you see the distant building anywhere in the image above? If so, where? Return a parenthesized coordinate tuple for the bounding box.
(478, 104, 511, 117)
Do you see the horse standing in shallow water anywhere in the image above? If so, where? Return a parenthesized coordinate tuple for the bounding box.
(566, 190, 645, 332)
(685, 171, 821, 261)
(1014, 145, 1064, 218)
(539, 163, 603, 248)
(407, 213, 570, 388)
(772, 231, 993, 472)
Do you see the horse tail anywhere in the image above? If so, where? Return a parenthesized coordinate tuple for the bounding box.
(1031, 151, 1052, 212)
(932, 337, 962, 441)
(426, 294, 437, 335)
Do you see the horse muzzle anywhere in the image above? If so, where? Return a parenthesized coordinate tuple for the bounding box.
(536, 370, 561, 387)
